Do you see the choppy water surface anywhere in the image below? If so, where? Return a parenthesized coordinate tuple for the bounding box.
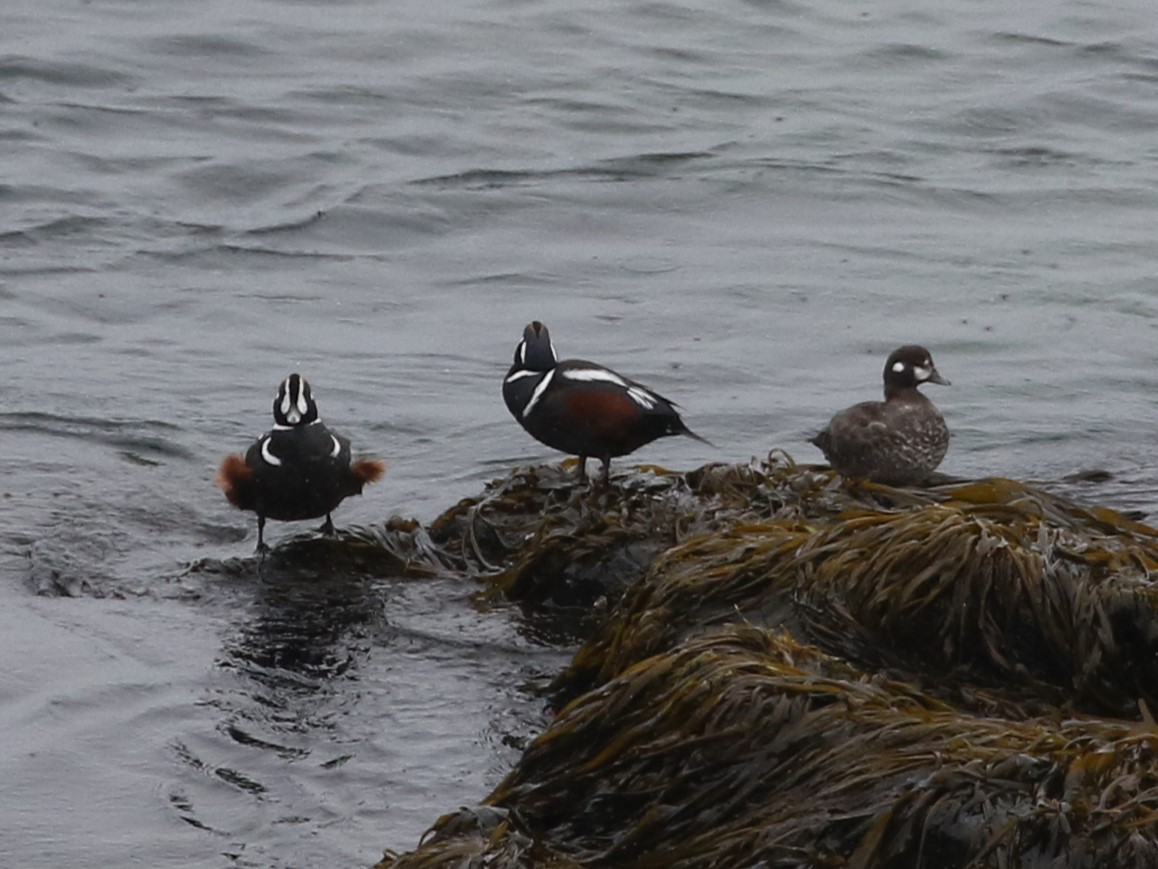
(4, 0, 1158, 864)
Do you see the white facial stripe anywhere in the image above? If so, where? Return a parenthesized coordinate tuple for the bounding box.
(260, 436, 282, 467)
(329, 435, 341, 458)
(627, 385, 657, 409)
(296, 388, 309, 417)
(914, 365, 932, 381)
(522, 368, 556, 418)
(505, 369, 541, 383)
(518, 340, 526, 365)
(892, 361, 906, 373)
(548, 338, 557, 361)
(560, 368, 628, 388)
(279, 387, 292, 417)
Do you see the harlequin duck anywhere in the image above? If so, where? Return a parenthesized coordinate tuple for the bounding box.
(810, 345, 950, 486)
(502, 321, 710, 485)
(215, 373, 386, 551)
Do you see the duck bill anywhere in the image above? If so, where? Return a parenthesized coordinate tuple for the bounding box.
(928, 368, 950, 386)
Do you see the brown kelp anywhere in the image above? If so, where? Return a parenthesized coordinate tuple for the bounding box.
(427, 457, 837, 618)
(377, 457, 1158, 868)
(554, 473, 1158, 717)
(381, 628, 1158, 868)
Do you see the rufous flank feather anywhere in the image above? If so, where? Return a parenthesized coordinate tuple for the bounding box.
(351, 458, 387, 485)
(215, 453, 253, 507)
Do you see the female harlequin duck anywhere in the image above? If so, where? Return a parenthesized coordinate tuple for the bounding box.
(811, 345, 950, 486)
(502, 321, 710, 485)
(215, 373, 386, 551)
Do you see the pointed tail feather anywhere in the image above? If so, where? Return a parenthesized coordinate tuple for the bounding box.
(680, 425, 715, 449)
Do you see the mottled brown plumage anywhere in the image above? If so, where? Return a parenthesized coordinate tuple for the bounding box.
(811, 345, 950, 486)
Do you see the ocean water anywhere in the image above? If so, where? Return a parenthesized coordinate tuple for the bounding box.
(4, 0, 1158, 865)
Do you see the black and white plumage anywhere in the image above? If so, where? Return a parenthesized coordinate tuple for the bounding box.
(810, 345, 950, 486)
(216, 373, 385, 551)
(502, 321, 710, 485)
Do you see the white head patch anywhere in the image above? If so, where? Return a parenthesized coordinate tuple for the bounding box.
(913, 364, 932, 381)
(892, 361, 906, 374)
(279, 380, 310, 424)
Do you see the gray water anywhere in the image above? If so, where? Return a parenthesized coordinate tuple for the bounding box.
(4, 0, 1158, 865)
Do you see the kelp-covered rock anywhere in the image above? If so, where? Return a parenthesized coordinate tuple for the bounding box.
(556, 474, 1158, 717)
(381, 628, 1158, 869)
(427, 457, 839, 622)
(793, 482, 1158, 716)
(377, 457, 1158, 868)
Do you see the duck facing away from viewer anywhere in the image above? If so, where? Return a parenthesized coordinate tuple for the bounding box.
(216, 373, 386, 552)
(502, 321, 710, 485)
(811, 345, 950, 486)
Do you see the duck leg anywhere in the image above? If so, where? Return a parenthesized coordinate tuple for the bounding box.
(599, 457, 612, 487)
(255, 515, 269, 555)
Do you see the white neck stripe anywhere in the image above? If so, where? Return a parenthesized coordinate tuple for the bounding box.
(522, 368, 556, 418)
(260, 436, 282, 467)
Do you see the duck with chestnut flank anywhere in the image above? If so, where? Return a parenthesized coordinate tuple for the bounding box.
(811, 345, 950, 486)
(502, 321, 710, 485)
(215, 373, 386, 551)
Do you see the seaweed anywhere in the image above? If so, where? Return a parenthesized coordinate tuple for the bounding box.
(374, 457, 1158, 868)
(381, 628, 1158, 868)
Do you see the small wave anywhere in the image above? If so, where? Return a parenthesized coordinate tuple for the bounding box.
(411, 150, 718, 190)
(0, 55, 138, 88)
(0, 411, 194, 460)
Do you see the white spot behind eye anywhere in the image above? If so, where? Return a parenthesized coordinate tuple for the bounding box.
(892, 361, 906, 373)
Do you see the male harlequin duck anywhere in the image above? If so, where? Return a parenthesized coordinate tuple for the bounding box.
(811, 345, 950, 486)
(215, 373, 386, 551)
(502, 321, 710, 485)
